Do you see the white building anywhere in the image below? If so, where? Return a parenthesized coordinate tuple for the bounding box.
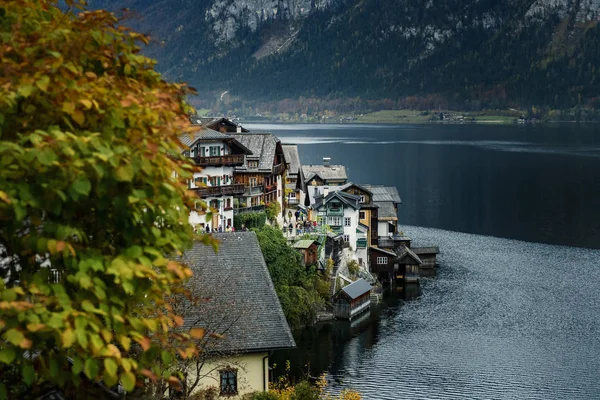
(179, 128, 252, 231)
(312, 190, 361, 257)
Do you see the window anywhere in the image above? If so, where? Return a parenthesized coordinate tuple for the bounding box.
(248, 160, 259, 168)
(359, 211, 365, 220)
(359, 195, 365, 203)
(209, 146, 221, 156)
(220, 369, 237, 396)
(343, 235, 350, 242)
(249, 177, 257, 187)
(328, 216, 341, 226)
(377, 257, 387, 265)
(344, 217, 351, 226)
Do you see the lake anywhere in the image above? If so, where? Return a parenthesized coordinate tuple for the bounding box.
(246, 123, 600, 399)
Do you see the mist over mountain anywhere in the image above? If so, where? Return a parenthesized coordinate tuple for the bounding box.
(91, 0, 600, 112)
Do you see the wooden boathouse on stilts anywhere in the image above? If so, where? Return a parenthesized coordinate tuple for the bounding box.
(333, 278, 372, 320)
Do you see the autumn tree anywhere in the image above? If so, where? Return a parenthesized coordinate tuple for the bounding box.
(0, 0, 209, 397)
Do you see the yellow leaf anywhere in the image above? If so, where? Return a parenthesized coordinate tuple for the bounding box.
(36, 75, 50, 92)
(61, 328, 76, 348)
(123, 64, 132, 75)
(0, 191, 11, 204)
(26, 323, 46, 332)
(79, 99, 93, 109)
(72, 110, 85, 126)
(189, 328, 205, 339)
(62, 102, 75, 115)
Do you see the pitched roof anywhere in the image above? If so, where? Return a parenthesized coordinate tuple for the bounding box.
(179, 232, 295, 354)
(412, 247, 440, 255)
(178, 127, 253, 155)
(377, 202, 398, 221)
(313, 190, 360, 211)
(192, 116, 250, 133)
(369, 246, 397, 257)
(338, 182, 372, 196)
(361, 185, 402, 204)
(302, 164, 347, 182)
(292, 240, 317, 249)
(338, 278, 372, 300)
(232, 133, 283, 172)
(397, 246, 423, 265)
(282, 144, 301, 176)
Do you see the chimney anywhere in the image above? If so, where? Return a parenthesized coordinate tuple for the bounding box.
(323, 185, 329, 197)
(323, 157, 331, 167)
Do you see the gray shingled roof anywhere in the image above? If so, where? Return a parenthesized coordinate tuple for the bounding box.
(232, 133, 281, 172)
(369, 246, 396, 257)
(377, 202, 398, 220)
(361, 185, 402, 204)
(313, 190, 360, 211)
(339, 278, 371, 300)
(178, 128, 230, 148)
(397, 246, 423, 265)
(302, 165, 347, 182)
(292, 240, 316, 249)
(412, 247, 440, 255)
(282, 144, 301, 176)
(179, 232, 295, 354)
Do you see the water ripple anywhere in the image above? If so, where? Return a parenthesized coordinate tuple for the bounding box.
(326, 227, 600, 399)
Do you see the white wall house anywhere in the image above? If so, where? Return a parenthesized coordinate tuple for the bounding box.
(180, 129, 251, 231)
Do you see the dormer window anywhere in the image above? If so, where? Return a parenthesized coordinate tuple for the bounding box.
(359, 195, 365, 203)
(248, 160, 259, 168)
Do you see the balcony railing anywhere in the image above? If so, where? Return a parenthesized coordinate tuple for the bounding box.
(244, 185, 264, 196)
(193, 154, 244, 167)
(273, 163, 285, 175)
(233, 205, 266, 215)
(193, 183, 245, 197)
(264, 183, 277, 193)
(287, 198, 299, 205)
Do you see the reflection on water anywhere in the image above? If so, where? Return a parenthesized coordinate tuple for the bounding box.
(275, 227, 600, 399)
(250, 123, 600, 249)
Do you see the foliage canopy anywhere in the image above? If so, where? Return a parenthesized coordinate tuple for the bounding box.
(0, 0, 207, 396)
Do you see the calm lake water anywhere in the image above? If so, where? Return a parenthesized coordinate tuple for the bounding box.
(247, 123, 600, 399)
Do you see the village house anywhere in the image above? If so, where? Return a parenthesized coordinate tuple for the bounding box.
(180, 128, 252, 231)
(361, 185, 402, 237)
(231, 133, 287, 218)
(194, 116, 250, 133)
(302, 158, 348, 208)
(282, 144, 304, 208)
(179, 232, 295, 398)
(311, 190, 361, 255)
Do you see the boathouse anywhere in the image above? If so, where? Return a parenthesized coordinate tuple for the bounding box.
(412, 247, 440, 269)
(395, 246, 422, 283)
(333, 278, 372, 319)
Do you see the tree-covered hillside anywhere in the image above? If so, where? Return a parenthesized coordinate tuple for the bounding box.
(92, 0, 600, 112)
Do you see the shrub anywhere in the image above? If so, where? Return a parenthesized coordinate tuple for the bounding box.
(234, 211, 267, 230)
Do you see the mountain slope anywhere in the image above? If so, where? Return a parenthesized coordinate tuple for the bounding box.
(91, 0, 600, 110)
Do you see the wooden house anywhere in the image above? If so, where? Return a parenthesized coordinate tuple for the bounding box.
(395, 246, 422, 283)
(369, 246, 396, 283)
(292, 239, 319, 266)
(231, 133, 287, 214)
(412, 247, 440, 269)
(333, 278, 372, 320)
(193, 116, 250, 133)
(282, 144, 303, 207)
(361, 185, 402, 237)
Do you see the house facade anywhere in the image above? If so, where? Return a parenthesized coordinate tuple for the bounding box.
(332, 278, 372, 319)
(282, 144, 304, 208)
(179, 232, 295, 398)
(180, 128, 252, 231)
(362, 185, 402, 237)
(312, 191, 360, 253)
(232, 133, 287, 217)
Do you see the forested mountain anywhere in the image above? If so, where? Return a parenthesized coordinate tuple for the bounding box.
(90, 0, 600, 112)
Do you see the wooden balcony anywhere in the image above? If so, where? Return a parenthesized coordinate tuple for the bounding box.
(264, 183, 277, 193)
(193, 184, 245, 197)
(273, 163, 285, 175)
(193, 154, 244, 167)
(244, 185, 264, 196)
(234, 205, 266, 215)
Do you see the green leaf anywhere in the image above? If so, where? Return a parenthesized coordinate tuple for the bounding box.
(18, 84, 35, 98)
(71, 357, 83, 375)
(71, 178, 91, 196)
(5, 329, 24, 346)
(0, 348, 16, 364)
(49, 358, 59, 378)
(115, 164, 134, 182)
(0, 383, 7, 400)
(22, 363, 35, 385)
(84, 358, 99, 380)
(104, 358, 118, 377)
(120, 370, 136, 392)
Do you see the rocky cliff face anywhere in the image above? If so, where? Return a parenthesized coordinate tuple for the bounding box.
(90, 0, 600, 110)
